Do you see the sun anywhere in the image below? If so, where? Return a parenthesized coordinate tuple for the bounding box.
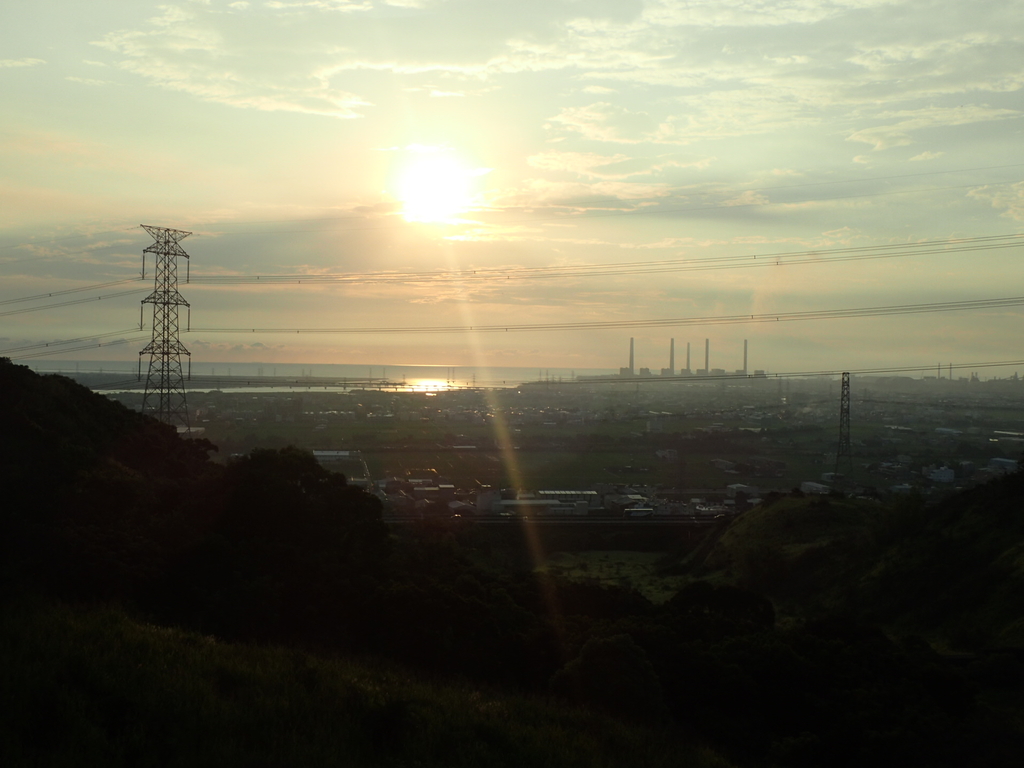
(397, 154, 475, 223)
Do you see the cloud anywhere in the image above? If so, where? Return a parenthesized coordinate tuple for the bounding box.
(968, 182, 1024, 221)
(528, 151, 631, 176)
(93, 5, 371, 119)
(264, 1, 373, 11)
(847, 105, 1020, 150)
(721, 190, 770, 207)
(0, 58, 46, 68)
(492, 176, 674, 210)
(910, 151, 944, 161)
(527, 150, 709, 182)
(641, 0, 896, 29)
(546, 102, 662, 143)
(66, 77, 113, 87)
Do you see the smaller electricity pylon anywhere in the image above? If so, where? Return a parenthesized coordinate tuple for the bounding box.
(139, 225, 192, 429)
(834, 371, 852, 480)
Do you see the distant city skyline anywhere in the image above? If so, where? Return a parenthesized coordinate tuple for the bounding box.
(3, 1, 1023, 373)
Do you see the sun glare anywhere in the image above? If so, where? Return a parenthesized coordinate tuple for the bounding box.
(408, 378, 449, 392)
(397, 154, 476, 223)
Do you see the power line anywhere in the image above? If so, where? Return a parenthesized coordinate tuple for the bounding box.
(186, 233, 1024, 286)
(190, 295, 1024, 336)
(4, 336, 148, 361)
(0, 225, 141, 252)
(0, 278, 144, 306)
(0, 328, 145, 356)
(2, 233, 1019, 309)
(0, 288, 150, 317)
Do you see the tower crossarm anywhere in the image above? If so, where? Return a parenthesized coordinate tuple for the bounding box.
(141, 224, 192, 259)
(142, 290, 190, 306)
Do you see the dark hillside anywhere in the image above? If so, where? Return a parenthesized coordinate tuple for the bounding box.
(697, 479, 1024, 650)
(1, 599, 726, 768)
(696, 495, 884, 617)
(0, 358, 217, 594)
(854, 471, 1024, 649)
(0, 357, 211, 486)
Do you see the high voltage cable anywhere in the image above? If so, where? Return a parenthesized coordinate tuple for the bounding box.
(93, 378, 149, 390)
(5, 337, 148, 361)
(190, 295, 1024, 336)
(187, 234, 1024, 286)
(0, 225, 141, 252)
(0, 288, 149, 318)
(0, 328, 145, 356)
(6, 234, 1017, 307)
(0, 278, 144, 306)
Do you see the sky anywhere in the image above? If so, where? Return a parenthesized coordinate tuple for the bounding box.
(2, 0, 1024, 376)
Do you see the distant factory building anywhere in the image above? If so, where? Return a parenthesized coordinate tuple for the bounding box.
(989, 457, 1019, 474)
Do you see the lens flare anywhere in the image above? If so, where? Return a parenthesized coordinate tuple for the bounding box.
(483, 388, 568, 658)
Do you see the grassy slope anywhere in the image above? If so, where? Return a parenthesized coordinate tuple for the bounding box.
(1, 599, 731, 768)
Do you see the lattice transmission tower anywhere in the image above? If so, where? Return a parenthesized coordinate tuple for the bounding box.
(834, 371, 852, 478)
(138, 225, 192, 429)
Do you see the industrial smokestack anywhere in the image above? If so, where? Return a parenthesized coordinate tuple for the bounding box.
(705, 338, 710, 373)
(629, 337, 634, 374)
(686, 342, 691, 372)
(743, 339, 748, 375)
(669, 338, 675, 374)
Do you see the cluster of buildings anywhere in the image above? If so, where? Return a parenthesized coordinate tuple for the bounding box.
(367, 469, 758, 520)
